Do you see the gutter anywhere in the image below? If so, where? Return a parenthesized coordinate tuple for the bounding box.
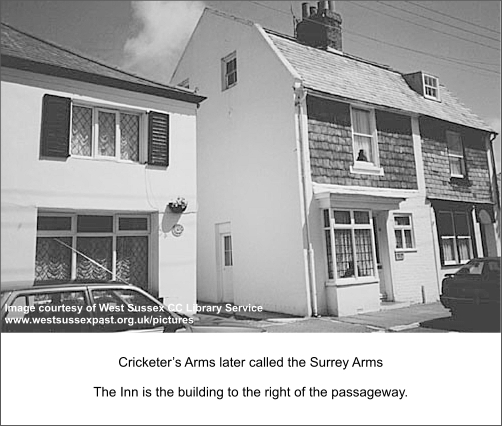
(1, 55, 206, 105)
(294, 80, 318, 317)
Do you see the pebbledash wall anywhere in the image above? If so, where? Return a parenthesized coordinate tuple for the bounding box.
(1, 67, 198, 308)
(306, 97, 442, 315)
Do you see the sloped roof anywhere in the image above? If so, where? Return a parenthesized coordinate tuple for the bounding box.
(265, 30, 493, 133)
(1, 22, 205, 104)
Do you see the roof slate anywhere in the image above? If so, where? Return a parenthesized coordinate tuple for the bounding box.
(265, 31, 493, 133)
(1, 22, 204, 103)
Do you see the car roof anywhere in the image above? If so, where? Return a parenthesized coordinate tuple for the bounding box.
(0, 280, 135, 293)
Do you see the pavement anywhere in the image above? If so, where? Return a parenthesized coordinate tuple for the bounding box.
(194, 301, 500, 333)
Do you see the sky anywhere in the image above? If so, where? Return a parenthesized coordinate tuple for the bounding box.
(2, 1, 500, 171)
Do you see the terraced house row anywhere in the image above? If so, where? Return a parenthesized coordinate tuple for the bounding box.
(1, 1, 500, 317)
(172, 3, 500, 316)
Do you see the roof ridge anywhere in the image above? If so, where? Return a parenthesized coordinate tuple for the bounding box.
(1, 21, 194, 95)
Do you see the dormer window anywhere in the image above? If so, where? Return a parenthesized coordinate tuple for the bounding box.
(423, 74, 439, 100)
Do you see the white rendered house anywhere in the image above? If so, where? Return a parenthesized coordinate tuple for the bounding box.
(1, 23, 205, 309)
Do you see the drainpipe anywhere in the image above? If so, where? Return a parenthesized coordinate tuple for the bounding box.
(489, 133, 500, 208)
(294, 80, 319, 317)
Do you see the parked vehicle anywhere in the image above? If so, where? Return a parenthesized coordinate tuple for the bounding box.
(440, 257, 500, 320)
(1, 282, 264, 333)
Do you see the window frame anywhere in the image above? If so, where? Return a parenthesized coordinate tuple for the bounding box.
(393, 213, 416, 252)
(445, 130, 467, 179)
(221, 51, 237, 91)
(35, 212, 151, 287)
(436, 209, 475, 266)
(323, 209, 378, 284)
(70, 101, 147, 164)
(422, 73, 440, 101)
(349, 105, 383, 176)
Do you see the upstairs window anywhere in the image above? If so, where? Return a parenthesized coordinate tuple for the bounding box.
(222, 51, 237, 90)
(40, 95, 170, 167)
(71, 105, 141, 162)
(351, 107, 379, 168)
(446, 131, 466, 178)
(423, 74, 439, 100)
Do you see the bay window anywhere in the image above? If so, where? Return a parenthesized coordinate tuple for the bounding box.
(324, 209, 377, 281)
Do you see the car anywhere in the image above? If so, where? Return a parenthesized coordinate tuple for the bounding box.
(440, 257, 500, 320)
(1, 281, 264, 333)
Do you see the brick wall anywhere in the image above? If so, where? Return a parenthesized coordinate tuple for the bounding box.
(307, 97, 418, 189)
(420, 117, 492, 203)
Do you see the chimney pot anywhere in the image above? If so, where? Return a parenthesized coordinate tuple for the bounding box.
(328, 1, 335, 11)
(309, 6, 317, 16)
(318, 1, 328, 12)
(301, 2, 309, 19)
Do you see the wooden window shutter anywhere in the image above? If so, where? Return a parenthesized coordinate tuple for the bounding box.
(148, 112, 170, 167)
(40, 95, 71, 158)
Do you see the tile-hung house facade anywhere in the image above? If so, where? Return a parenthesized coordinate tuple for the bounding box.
(1, 23, 205, 307)
(172, 4, 500, 317)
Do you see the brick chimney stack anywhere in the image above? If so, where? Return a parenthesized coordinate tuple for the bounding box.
(297, 1, 343, 51)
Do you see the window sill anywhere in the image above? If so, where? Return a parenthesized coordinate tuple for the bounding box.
(69, 155, 144, 165)
(395, 248, 417, 253)
(350, 163, 384, 176)
(326, 277, 379, 287)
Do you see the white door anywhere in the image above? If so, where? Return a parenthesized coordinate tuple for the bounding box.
(220, 233, 234, 303)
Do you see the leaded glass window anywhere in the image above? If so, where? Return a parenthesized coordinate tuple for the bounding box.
(71, 106, 92, 156)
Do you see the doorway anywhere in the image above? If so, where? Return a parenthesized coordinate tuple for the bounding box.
(372, 212, 393, 301)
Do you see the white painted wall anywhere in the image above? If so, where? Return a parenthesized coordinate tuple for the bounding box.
(172, 11, 310, 315)
(1, 69, 198, 308)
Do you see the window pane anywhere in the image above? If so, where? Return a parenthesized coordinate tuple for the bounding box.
(454, 212, 470, 237)
(354, 135, 373, 162)
(449, 157, 464, 176)
(355, 229, 374, 277)
(395, 230, 403, 249)
(71, 106, 92, 156)
(35, 237, 72, 282)
(457, 237, 472, 262)
(77, 216, 113, 233)
(325, 230, 333, 280)
(323, 210, 330, 228)
(98, 111, 116, 157)
(224, 236, 233, 266)
(37, 216, 72, 231)
(354, 211, 369, 224)
(119, 217, 148, 231)
(404, 230, 413, 248)
(334, 211, 351, 225)
(76, 237, 112, 281)
(117, 236, 148, 290)
(226, 58, 236, 73)
(227, 71, 237, 87)
(447, 132, 463, 155)
(441, 237, 456, 263)
(437, 212, 454, 236)
(352, 108, 371, 135)
(334, 229, 354, 278)
(394, 216, 410, 227)
(120, 113, 139, 161)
